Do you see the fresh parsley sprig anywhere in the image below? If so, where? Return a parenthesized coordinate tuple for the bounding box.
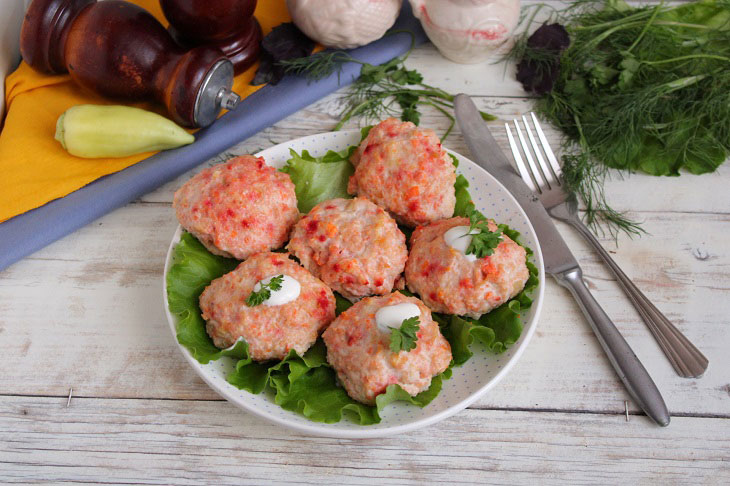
(465, 206, 503, 259)
(279, 45, 495, 142)
(246, 275, 284, 307)
(389, 316, 420, 353)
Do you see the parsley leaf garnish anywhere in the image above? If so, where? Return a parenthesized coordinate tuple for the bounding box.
(465, 206, 503, 259)
(246, 275, 284, 307)
(278, 50, 495, 142)
(389, 316, 420, 353)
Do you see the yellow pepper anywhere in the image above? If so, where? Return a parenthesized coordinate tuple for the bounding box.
(55, 105, 195, 158)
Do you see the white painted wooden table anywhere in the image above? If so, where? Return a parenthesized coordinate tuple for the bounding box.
(1, 41, 729, 484)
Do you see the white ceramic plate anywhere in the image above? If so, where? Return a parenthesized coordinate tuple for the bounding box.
(163, 130, 545, 438)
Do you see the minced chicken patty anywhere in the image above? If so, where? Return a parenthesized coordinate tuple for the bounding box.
(200, 252, 336, 361)
(322, 292, 452, 405)
(348, 118, 456, 227)
(405, 217, 529, 318)
(287, 197, 408, 301)
(173, 155, 299, 260)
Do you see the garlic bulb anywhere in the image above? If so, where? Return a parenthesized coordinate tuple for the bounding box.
(287, 0, 402, 49)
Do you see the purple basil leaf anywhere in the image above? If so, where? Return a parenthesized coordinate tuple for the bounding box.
(253, 23, 316, 85)
(252, 53, 276, 85)
(527, 23, 569, 52)
(516, 59, 561, 95)
(516, 23, 570, 94)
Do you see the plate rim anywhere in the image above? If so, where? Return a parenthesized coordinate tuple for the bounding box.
(162, 129, 545, 438)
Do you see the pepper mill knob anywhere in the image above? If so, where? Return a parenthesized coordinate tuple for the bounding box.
(20, 0, 241, 127)
(160, 0, 262, 75)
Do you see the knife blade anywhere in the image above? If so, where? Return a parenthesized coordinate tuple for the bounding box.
(454, 93, 671, 427)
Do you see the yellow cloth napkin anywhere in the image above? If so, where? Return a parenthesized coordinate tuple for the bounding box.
(0, 0, 289, 223)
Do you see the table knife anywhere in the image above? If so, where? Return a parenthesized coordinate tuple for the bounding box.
(454, 93, 670, 427)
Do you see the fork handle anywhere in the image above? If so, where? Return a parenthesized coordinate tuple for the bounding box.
(554, 267, 670, 426)
(560, 211, 708, 378)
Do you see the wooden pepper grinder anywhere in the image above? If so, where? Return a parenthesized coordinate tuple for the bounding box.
(20, 0, 241, 127)
(161, 0, 262, 74)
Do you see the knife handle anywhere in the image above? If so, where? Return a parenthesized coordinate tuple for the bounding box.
(554, 267, 671, 426)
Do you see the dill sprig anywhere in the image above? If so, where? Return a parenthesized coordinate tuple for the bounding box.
(281, 51, 355, 82)
(508, 0, 730, 238)
(280, 45, 496, 141)
(560, 150, 644, 238)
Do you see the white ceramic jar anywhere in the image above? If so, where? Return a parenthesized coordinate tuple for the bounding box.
(287, 0, 403, 49)
(409, 0, 520, 64)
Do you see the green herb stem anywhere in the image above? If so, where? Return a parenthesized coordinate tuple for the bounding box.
(571, 7, 659, 31)
(281, 44, 494, 140)
(643, 54, 730, 66)
(662, 74, 708, 92)
(626, 3, 663, 53)
(417, 100, 455, 141)
(416, 82, 455, 100)
(577, 21, 644, 52)
(334, 96, 387, 130)
(652, 20, 716, 30)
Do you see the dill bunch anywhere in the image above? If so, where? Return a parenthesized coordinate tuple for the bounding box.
(280, 45, 495, 141)
(512, 0, 730, 237)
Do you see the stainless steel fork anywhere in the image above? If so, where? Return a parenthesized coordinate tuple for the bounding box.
(506, 113, 708, 379)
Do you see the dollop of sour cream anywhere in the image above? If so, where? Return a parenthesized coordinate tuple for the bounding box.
(253, 274, 301, 306)
(375, 303, 421, 332)
(443, 225, 479, 262)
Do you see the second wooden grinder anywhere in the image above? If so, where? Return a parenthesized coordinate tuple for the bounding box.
(20, 0, 242, 127)
(161, 0, 262, 74)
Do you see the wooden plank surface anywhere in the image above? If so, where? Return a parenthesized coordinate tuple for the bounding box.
(1, 396, 729, 485)
(1, 36, 729, 483)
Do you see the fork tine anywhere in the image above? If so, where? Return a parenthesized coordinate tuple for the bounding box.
(522, 115, 554, 188)
(505, 123, 537, 192)
(513, 120, 547, 191)
(530, 112, 562, 180)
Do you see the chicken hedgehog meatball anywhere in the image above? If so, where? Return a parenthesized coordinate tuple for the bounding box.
(174, 155, 299, 260)
(348, 118, 456, 227)
(322, 292, 452, 405)
(287, 197, 408, 301)
(200, 252, 336, 361)
(405, 217, 529, 318)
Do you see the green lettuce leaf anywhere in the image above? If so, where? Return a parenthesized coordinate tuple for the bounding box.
(271, 365, 379, 424)
(334, 293, 354, 314)
(225, 333, 447, 425)
(281, 127, 374, 213)
(280, 148, 355, 213)
(166, 232, 240, 363)
(453, 172, 487, 220)
(359, 125, 373, 140)
(439, 315, 496, 366)
(375, 372, 447, 411)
